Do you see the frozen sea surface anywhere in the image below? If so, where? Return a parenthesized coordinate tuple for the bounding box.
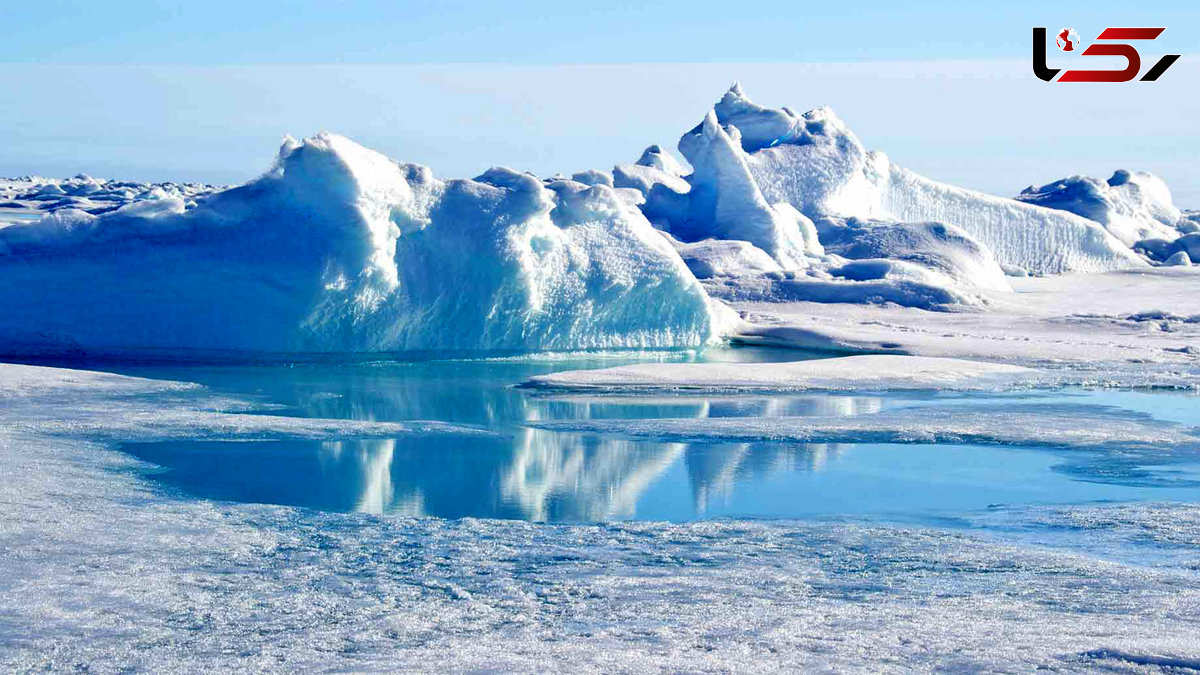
(3, 351, 1200, 672)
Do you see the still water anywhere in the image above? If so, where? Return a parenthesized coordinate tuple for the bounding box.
(107, 349, 1200, 523)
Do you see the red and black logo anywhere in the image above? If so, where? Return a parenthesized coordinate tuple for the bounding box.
(1033, 27, 1181, 82)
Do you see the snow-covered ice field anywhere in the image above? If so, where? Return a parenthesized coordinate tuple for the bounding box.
(3, 357, 1200, 672)
(4, 83, 1200, 672)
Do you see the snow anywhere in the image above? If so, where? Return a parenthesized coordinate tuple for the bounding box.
(522, 354, 1030, 393)
(0, 134, 728, 356)
(691, 215, 1015, 313)
(666, 235, 783, 279)
(729, 268, 1200, 379)
(611, 145, 690, 197)
(815, 216, 1010, 293)
(1165, 250, 1193, 267)
(702, 268, 988, 312)
(634, 143, 687, 175)
(1017, 170, 1186, 248)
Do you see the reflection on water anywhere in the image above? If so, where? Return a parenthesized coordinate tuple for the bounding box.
(125, 417, 864, 521)
(111, 354, 1200, 523)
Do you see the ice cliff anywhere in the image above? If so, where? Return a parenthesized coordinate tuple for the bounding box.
(0, 134, 726, 357)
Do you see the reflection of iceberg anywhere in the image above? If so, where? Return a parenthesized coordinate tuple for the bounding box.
(307, 427, 689, 522)
(501, 401, 691, 521)
(321, 438, 416, 515)
(685, 443, 849, 513)
(502, 429, 685, 521)
(130, 360, 891, 521)
(706, 395, 883, 418)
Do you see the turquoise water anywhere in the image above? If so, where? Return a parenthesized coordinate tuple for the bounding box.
(104, 349, 1200, 523)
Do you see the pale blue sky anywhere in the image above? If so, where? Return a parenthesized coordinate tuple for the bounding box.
(4, 1, 1197, 63)
(2, 3, 1198, 203)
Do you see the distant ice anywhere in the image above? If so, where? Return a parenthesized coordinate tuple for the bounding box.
(0, 174, 222, 219)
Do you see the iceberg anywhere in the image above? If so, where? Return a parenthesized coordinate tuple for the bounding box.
(658, 85, 1144, 276)
(0, 134, 727, 357)
(3, 84, 1192, 352)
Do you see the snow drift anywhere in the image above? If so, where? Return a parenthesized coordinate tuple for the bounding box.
(0, 134, 727, 357)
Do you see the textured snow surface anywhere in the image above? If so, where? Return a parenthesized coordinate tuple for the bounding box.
(815, 216, 1010, 293)
(3, 362, 1200, 672)
(667, 235, 784, 279)
(0, 134, 725, 356)
(523, 355, 1030, 393)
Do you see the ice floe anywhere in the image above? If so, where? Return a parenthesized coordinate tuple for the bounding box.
(522, 354, 1031, 393)
(533, 402, 1200, 452)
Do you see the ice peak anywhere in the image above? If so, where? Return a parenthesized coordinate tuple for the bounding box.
(634, 145, 686, 176)
(1108, 169, 1132, 186)
(703, 85, 856, 154)
(278, 135, 302, 160)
